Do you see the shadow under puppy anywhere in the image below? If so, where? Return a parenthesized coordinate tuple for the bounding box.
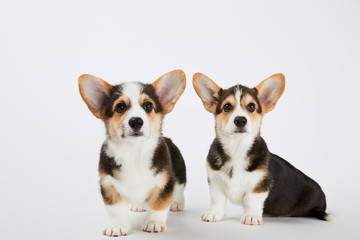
(193, 73, 330, 225)
(78, 70, 187, 236)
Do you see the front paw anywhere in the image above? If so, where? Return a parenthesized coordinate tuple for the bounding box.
(201, 211, 225, 222)
(103, 222, 131, 237)
(142, 219, 166, 233)
(241, 214, 263, 225)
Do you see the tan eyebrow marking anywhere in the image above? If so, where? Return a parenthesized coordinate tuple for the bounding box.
(112, 96, 130, 112)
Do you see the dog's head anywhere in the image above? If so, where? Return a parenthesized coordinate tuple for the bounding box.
(79, 70, 186, 142)
(193, 73, 285, 139)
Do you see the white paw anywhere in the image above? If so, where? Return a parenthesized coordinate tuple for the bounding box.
(170, 202, 184, 212)
(130, 204, 146, 212)
(241, 214, 263, 225)
(103, 222, 131, 237)
(201, 211, 224, 222)
(142, 219, 166, 233)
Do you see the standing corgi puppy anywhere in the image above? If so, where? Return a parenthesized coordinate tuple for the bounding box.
(78, 70, 186, 236)
(193, 73, 330, 225)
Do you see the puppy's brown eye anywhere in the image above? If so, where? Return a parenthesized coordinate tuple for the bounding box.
(223, 103, 233, 112)
(115, 103, 127, 113)
(143, 102, 153, 113)
(247, 103, 256, 112)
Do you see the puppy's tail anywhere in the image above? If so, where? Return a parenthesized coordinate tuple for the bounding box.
(309, 207, 334, 222)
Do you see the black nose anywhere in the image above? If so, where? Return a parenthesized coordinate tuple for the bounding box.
(128, 117, 143, 130)
(234, 116, 247, 127)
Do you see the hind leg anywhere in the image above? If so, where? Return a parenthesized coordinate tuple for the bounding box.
(170, 184, 185, 212)
(170, 183, 185, 211)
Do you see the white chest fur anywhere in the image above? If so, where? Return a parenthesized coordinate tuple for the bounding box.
(211, 163, 264, 206)
(208, 134, 265, 206)
(102, 136, 164, 204)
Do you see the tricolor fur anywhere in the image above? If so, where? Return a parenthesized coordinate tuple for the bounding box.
(193, 72, 329, 225)
(79, 70, 187, 236)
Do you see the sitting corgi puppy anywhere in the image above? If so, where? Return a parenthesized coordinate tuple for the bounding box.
(193, 73, 330, 225)
(78, 70, 187, 236)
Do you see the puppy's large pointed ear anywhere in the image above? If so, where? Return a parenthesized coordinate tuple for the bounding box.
(255, 73, 285, 113)
(193, 73, 222, 113)
(152, 70, 186, 114)
(78, 74, 113, 119)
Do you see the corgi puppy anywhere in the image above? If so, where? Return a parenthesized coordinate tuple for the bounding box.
(193, 73, 330, 225)
(78, 70, 187, 236)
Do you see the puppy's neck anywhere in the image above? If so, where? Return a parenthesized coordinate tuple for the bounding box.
(217, 131, 256, 162)
(105, 133, 161, 164)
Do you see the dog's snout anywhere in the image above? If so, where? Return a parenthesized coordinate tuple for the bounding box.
(129, 117, 144, 130)
(234, 116, 247, 128)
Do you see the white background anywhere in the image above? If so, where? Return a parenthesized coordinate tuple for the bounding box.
(1, 0, 359, 239)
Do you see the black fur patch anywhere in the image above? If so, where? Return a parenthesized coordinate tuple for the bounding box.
(246, 136, 269, 172)
(263, 153, 327, 219)
(164, 138, 187, 185)
(141, 84, 163, 113)
(308, 207, 328, 221)
(98, 143, 121, 176)
(151, 137, 187, 185)
(105, 85, 123, 118)
(207, 138, 232, 177)
(151, 138, 172, 174)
